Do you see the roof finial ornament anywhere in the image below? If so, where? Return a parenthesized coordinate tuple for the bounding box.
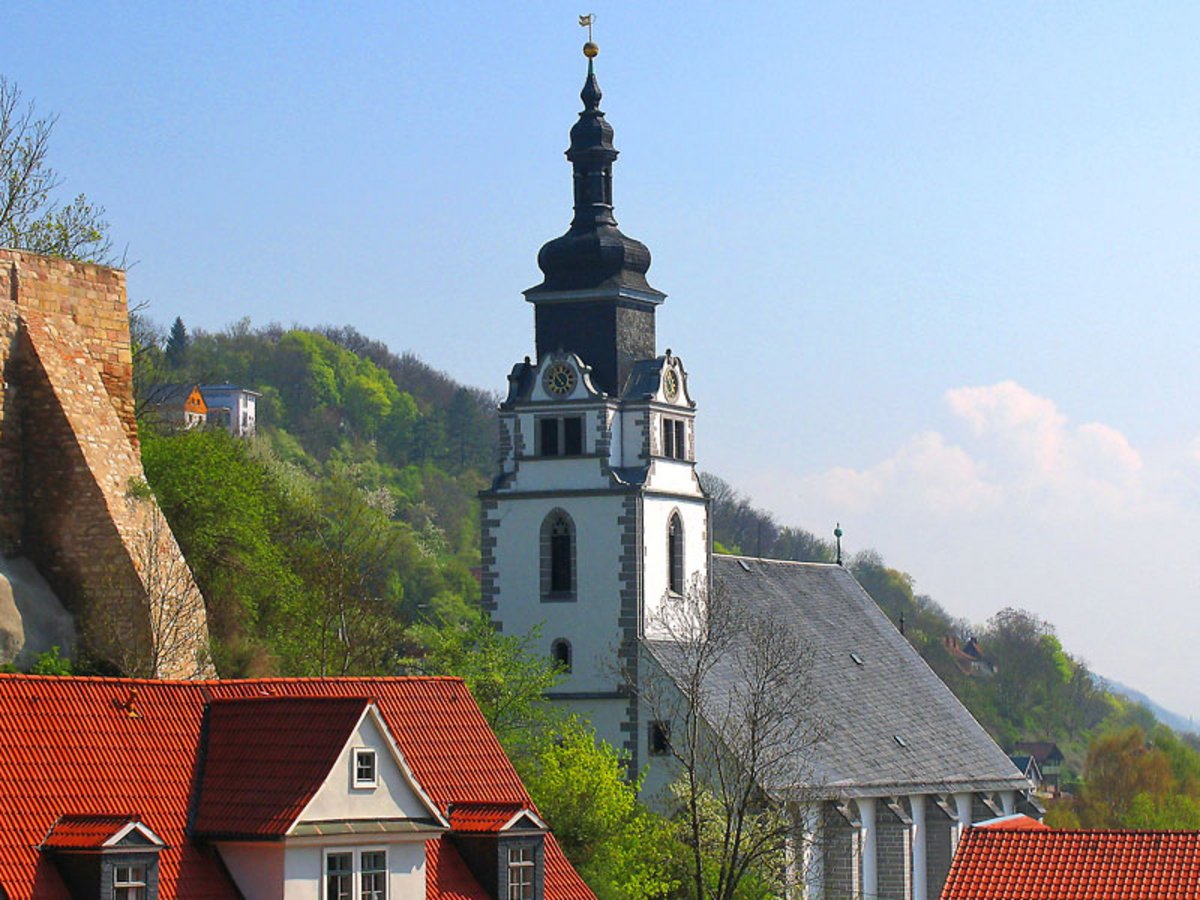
(580, 13, 598, 58)
(834, 522, 844, 566)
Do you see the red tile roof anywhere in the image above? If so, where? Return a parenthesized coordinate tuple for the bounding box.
(974, 814, 1050, 831)
(449, 802, 533, 833)
(426, 837, 489, 899)
(193, 696, 374, 838)
(40, 815, 153, 850)
(0, 675, 593, 900)
(941, 826, 1200, 899)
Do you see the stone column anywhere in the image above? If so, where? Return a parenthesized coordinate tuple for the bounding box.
(803, 803, 825, 900)
(911, 794, 927, 900)
(952, 792, 973, 855)
(859, 797, 877, 900)
(1000, 790, 1016, 816)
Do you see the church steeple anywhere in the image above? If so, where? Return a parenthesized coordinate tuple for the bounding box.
(525, 44, 665, 396)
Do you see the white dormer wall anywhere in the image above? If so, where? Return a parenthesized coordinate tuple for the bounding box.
(218, 710, 437, 900)
(298, 711, 431, 823)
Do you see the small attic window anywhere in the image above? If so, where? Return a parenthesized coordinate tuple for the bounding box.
(353, 748, 377, 788)
(894, 735, 909, 748)
(850, 652, 865, 666)
(737, 559, 751, 572)
(113, 863, 147, 900)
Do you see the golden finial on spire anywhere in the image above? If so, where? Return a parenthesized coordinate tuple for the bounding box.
(580, 13, 599, 58)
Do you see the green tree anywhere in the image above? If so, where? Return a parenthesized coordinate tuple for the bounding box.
(516, 718, 681, 899)
(140, 426, 302, 674)
(408, 618, 562, 750)
(0, 77, 115, 263)
(164, 316, 190, 369)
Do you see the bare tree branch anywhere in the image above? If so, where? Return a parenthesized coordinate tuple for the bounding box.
(628, 576, 828, 898)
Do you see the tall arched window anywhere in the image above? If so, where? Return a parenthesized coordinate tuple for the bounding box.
(668, 512, 684, 595)
(541, 510, 576, 601)
(551, 638, 572, 673)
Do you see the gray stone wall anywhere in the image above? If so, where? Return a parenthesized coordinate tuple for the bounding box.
(822, 803, 859, 900)
(925, 799, 955, 899)
(877, 804, 911, 900)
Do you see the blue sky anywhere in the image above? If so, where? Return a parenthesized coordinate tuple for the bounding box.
(8, 2, 1200, 718)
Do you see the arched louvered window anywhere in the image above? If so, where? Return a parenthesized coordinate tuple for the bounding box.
(668, 512, 684, 595)
(541, 510, 576, 601)
(551, 639, 572, 673)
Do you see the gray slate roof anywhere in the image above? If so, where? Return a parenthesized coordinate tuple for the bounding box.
(645, 555, 1027, 800)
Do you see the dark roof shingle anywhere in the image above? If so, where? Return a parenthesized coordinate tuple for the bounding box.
(646, 556, 1027, 799)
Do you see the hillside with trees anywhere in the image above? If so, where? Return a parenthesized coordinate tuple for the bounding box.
(125, 313, 1200, 836)
(703, 474, 1200, 829)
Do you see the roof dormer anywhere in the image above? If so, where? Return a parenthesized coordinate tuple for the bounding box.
(448, 802, 549, 900)
(40, 814, 166, 900)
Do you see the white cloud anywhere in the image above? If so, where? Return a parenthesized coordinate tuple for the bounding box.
(742, 381, 1200, 719)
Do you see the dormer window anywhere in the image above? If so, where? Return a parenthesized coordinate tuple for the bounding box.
(508, 846, 535, 899)
(538, 416, 584, 456)
(353, 748, 377, 788)
(114, 863, 147, 900)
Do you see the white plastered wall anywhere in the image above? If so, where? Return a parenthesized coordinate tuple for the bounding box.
(491, 494, 627, 693)
(300, 714, 431, 823)
(642, 493, 708, 636)
(282, 839, 425, 900)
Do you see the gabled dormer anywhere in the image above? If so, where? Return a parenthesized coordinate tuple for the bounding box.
(40, 814, 166, 900)
(193, 696, 448, 900)
(448, 803, 549, 900)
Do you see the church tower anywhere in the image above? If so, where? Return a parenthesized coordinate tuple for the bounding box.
(481, 45, 709, 767)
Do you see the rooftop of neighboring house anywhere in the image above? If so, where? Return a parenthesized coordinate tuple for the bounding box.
(1014, 741, 1065, 764)
(198, 383, 262, 398)
(942, 816, 1200, 899)
(0, 674, 592, 900)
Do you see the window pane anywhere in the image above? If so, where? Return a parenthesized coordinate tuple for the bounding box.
(539, 418, 559, 455)
(669, 515, 684, 594)
(327, 853, 353, 900)
(361, 850, 387, 900)
(675, 420, 686, 459)
(662, 418, 674, 457)
(355, 749, 376, 785)
(550, 532, 571, 592)
(563, 417, 583, 455)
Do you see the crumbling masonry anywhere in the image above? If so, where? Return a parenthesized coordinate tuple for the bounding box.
(0, 249, 212, 678)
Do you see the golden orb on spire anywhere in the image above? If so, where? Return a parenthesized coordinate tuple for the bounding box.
(579, 13, 598, 57)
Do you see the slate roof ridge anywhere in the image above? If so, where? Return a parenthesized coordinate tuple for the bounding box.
(718, 553, 842, 568)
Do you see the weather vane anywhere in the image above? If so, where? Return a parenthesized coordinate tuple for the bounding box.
(579, 13, 599, 58)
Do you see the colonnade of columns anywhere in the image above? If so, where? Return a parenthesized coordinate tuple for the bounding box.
(792, 789, 1018, 900)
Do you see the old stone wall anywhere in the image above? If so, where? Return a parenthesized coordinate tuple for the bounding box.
(822, 804, 860, 900)
(877, 804, 912, 900)
(925, 800, 955, 898)
(0, 249, 211, 678)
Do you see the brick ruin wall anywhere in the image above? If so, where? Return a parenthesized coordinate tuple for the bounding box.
(0, 249, 212, 678)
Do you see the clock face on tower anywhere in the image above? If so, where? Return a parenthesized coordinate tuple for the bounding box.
(543, 362, 578, 397)
(662, 368, 679, 401)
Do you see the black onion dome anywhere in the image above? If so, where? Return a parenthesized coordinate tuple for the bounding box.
(529, 60, 659, 296)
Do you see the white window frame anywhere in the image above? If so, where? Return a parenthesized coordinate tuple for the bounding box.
(113, 863, 148, 900)
(507, 845, 535, 900)
(353, 747, 378, 788)
(323, 847, 388, 900)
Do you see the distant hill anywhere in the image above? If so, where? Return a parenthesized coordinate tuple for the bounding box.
(1103, 678, 1199, 736)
